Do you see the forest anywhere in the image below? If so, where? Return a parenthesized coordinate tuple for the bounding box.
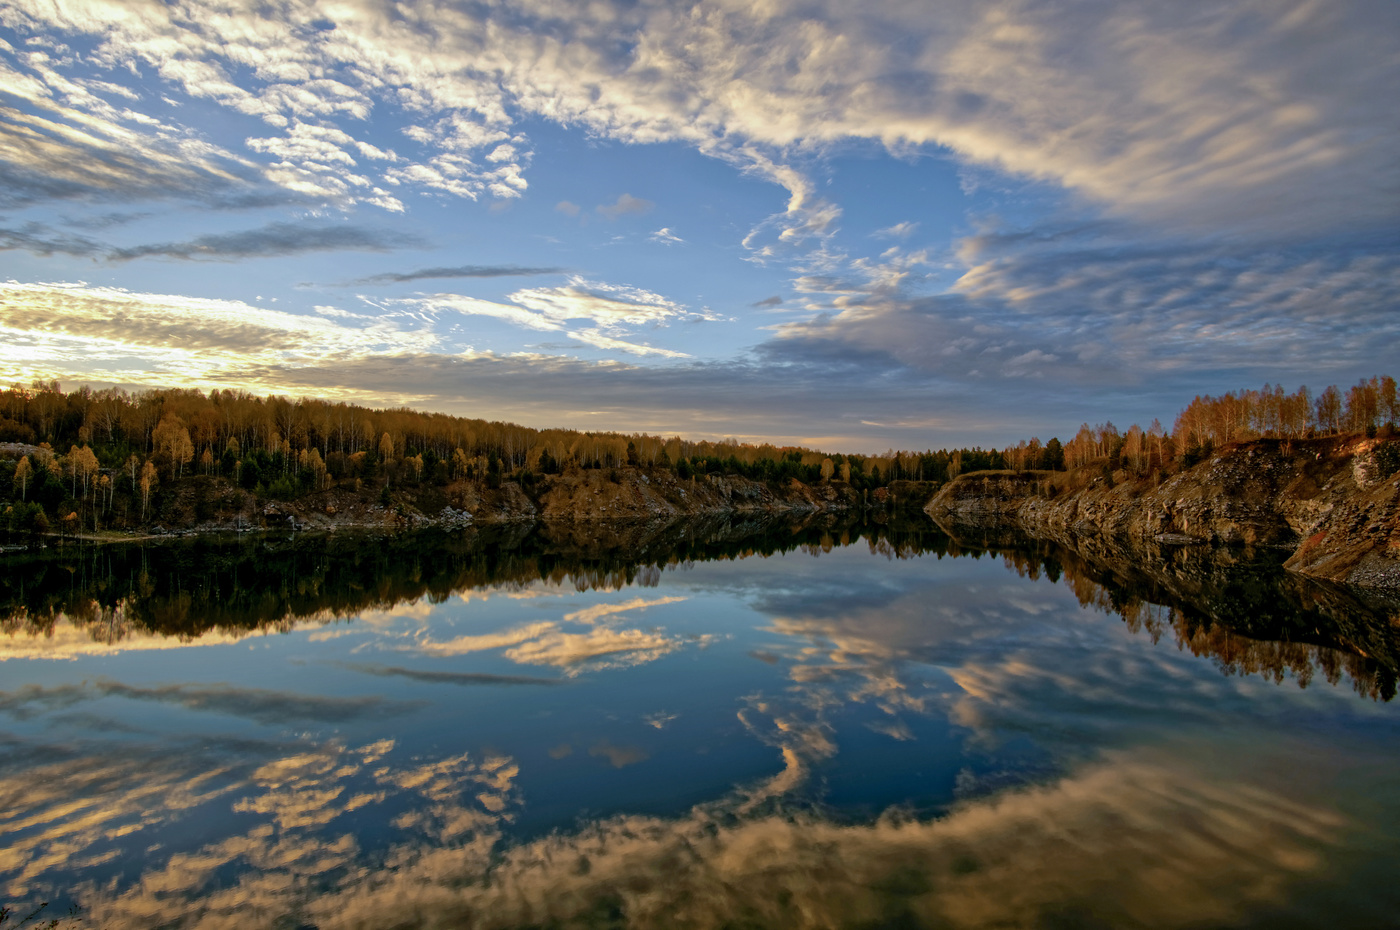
(0, 374, 1396, 538)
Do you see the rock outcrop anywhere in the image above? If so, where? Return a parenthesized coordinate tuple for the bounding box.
(925, 437, 1400, 588)
(532, 469, 854, 521)
(123, 468, 916, 538)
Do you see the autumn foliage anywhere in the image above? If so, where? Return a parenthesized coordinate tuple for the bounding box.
(0, 374, 1396, 536)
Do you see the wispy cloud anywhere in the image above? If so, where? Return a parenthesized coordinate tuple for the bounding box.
(354, 265, 565, 285)
(649, 227, 683, 245)
(562, 596, 688, 626)
(336, 663, 563, 687)
(109, 222, 423, 262)
(873, 222, 918, 239)
(411, 277, 695, 358)
(0, 680, 422, 725)
(0, 221, 102, 257)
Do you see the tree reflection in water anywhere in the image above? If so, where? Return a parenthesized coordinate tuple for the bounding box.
(3, 515, 1395, 698)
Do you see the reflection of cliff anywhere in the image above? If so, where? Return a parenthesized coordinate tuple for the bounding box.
(944, 521, 1400, 701)
(0, 515, 950, 648)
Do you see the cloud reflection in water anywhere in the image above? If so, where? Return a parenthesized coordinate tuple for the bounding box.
(18, 739, 1373, 930)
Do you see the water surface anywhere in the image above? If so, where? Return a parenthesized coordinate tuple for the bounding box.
(2, 518, 1398, 929)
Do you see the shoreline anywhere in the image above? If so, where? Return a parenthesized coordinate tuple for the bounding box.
(925, 435, 1400, 588)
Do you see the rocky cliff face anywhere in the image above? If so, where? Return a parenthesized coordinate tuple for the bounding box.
(532, 469, 858, 521)
(139, 468, 886, 537)
(925, 437, 1400, 588)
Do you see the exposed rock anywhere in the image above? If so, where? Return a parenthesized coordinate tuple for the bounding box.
(534, 469, 866, 521)
(926, 437, 1400, 588)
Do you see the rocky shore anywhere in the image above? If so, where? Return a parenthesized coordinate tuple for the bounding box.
(78, 466, 940, 541)
(925, 436, 1400, 588)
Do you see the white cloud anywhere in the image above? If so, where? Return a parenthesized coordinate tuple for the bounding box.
(406, 611, 700, 675)
(503, 627, 687, 675)
(566, 329, 690, 359)
(650, 227, 683, 245)
(509, 280, 682, 327)
(563, 596, 688, 626)
(409, 277, 694, 359)
(411, 622, 560, 657)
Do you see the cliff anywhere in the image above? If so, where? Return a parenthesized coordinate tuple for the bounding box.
(925, 436, 1400, 588)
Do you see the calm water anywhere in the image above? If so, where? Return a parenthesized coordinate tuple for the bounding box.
(2, 517, 1398, 929)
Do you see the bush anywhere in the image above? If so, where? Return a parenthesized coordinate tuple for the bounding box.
(265, 476, 298, 501)
(1181, 440, 1213, 468)
(5, 501, 48, 537)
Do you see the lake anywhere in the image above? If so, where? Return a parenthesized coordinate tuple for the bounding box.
(2, 516, 1398, 929)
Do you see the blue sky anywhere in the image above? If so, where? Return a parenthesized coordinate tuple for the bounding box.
(1, 0, 1396, 451)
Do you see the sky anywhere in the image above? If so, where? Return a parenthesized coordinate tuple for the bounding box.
(0, 0, 1396, 452)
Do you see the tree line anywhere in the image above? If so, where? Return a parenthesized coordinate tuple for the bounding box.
(1001, 375, 1398, 478)
(0, 374, 1395, 536)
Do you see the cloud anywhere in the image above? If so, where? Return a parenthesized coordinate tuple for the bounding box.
(278, 749, 1362, 930)
(873, 222, 918, 239)
(0, 279, 439, 387)
(562, 595, 688, 626)
(0, 734, 521, 908)
(411, 621, 560, 657)
(45, 741, 1380, 930)
(762, 224, 1400, 424)
(1, 0, 1391, 238)
(555, 200, 581, 217)
(0, 221, 103, 257)
(0, 53, 261, 208)
(336, 663, 563, 687)
(0, 219, 424, 264)
(503, 627, 690, 675)
(751, 295, 783, 309)
(597, 193, 653, 218)
(0, 613, 266, 661)
(588, 739, 650, 768)
(109, 221, 423, 261)
(83, 346, 1004, 450)
(7, 216, 1397, 451)
(649, 227, 683, 244)
(354, 265, 565, 285)
(406, 608, 700, 676)
(246, 120, 405, 210)
(508, 280, 682, 327)
(408, 277, 696, 359)
(0, 680, 421, 726)
(566, 328, 690, 359)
